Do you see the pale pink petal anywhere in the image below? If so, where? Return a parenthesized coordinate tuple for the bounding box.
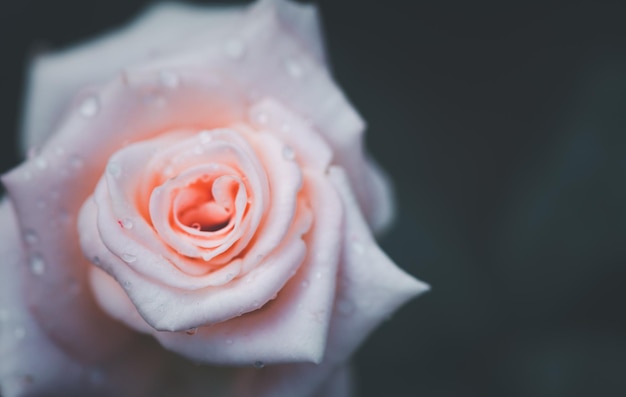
(2, 67, 250, 359)
(21, 2, 244, 153)
(232, 167, 428, 397)
(0, 199, 170, 397)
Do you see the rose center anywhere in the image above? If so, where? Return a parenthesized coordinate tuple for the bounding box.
(175, 177, 239, 233)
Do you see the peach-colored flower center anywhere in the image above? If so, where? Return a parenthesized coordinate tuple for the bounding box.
(174, 177, 237, 233)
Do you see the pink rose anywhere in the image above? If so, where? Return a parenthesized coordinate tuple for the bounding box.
(0, 0, 428, 396)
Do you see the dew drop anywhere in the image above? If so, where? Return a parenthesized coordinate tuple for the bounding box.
(224, 39, 245, 59)
(79, 96, 99, 117)
(24, 229, 38, 245)
(159, 70, 179, 88)
(199, 130, 213, 144)
(191, 222, 201, 231)
(30, 254, 45, 276)
(163, 165, 175, 177)
(282, 146, 295, 161)
(14, 327, 26, 340)
(35, 157, 48, 170)
(107, 162, 122, 178)
(121, 253, 137, 263)
(253, 361, 265, 369)
(284, 58, 303, 78)
(255, 111, 268, 125)
(186, 328, 197, 335)
(122, 281, 132, 289)
(120, 218, 134, 229)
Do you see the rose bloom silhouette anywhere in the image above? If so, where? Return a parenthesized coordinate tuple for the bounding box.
(0, 0, 428, 396)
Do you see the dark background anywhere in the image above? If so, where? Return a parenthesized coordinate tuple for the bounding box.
(2, 1, 626, 396)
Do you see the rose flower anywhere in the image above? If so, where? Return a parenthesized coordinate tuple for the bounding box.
(0, 0, 429, 396)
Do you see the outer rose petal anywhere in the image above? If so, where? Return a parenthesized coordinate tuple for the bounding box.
(22, 0, 326, 155)
(0, 199, 170, 397)
(231, 168, 429, 397)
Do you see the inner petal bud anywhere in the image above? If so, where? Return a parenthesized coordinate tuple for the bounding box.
(174, 176, 239, 233)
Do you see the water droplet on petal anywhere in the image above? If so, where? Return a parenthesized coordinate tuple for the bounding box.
(122, 281, 132, 289)
(35, 157, 48, 170)
(253, 361, 265, 369)
(284, 58, 303, 78)
(224, 39, 245, 59)
(163, 165, 175, 177)
(107, 162, 121, 178)
(186, 328, 197, 335)
(79, 96, 99, 117)
(24, 230, 38, 245)
(159, 70, 179, 88)
(282, 146, 295, 160)
(121, 253, 136, 263)
(255, 111, 268, 125)
(29, 254, 45, 275)
(199, 130, 213, 144)
(119, 218, 133, 229)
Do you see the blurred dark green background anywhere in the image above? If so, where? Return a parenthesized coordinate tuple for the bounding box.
(2, 0, 626, 396)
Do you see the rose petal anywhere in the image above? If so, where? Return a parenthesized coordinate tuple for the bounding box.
(232, 167, 429, 397)
(21, 2, 244, 153)
(0, 199, 170, 397)
(86, 171, 342, 366)
(138, 0, 391, 232)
